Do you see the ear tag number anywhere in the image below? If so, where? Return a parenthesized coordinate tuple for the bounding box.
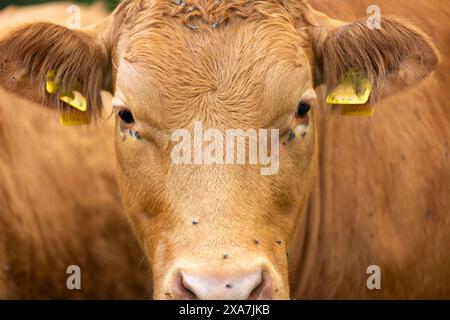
(46, 70, 90, 125)
(60, 110, 91, 126)
(339, 104, 376, 116)
(326, 71, 375, 116)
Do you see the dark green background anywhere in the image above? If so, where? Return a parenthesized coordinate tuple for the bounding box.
(0, 0, 119, 11)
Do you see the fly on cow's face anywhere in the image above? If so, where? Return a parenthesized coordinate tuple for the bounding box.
(287, 130, 296, 142)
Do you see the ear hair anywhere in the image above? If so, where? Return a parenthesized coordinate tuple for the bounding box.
(320, 17, 439, 104)
(0, 22, 110, 119)
(0, 0, 146, 120)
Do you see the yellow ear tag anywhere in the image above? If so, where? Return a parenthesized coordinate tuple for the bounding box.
(46, 70, 89, 125)
(326, 71, 375, 116)
(60, 110, 91, 126)
(59, 91, 87, 112)
(326, 80, 372, 105)
(339, 104, 376, 116)
(46, 70, 59, 94)
(59, 92, 89, 125)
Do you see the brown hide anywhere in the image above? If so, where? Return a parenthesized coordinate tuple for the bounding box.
(0, 3, 147, 299)
(0, 0, 448, 300)
(291, 0, 450, 299)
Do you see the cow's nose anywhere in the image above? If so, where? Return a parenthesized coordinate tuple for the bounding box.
(173, 268, 272, 299)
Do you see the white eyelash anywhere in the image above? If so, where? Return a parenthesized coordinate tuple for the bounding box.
(112, 96, 126, 109)
(301, 88, 317, 104)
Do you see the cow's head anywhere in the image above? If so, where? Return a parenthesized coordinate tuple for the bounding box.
(0, 0, 438, 299)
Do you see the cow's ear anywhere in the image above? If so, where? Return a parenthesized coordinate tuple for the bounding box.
(0, 22, 110, 120)
(308, 12, 439, 104)
(0, 1, 130, 120)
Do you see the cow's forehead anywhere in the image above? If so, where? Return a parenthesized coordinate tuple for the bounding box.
(115, 1, 314, 129)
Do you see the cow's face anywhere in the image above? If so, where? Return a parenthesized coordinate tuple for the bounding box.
(0, 0, 438, 299)
(112, 3, 317, 300)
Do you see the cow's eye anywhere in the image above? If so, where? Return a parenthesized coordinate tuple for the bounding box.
(296, 102, 311, 117)
(118, 109, 134, 124)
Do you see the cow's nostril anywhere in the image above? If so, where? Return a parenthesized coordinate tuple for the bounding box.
(182, 285, 198, 299)
(249, 269, 272, 300)
(170, 268, 273, 300)
(172, 272, 198, 300)
(249, 278, 264, 298)
(181, 277, 199, 299)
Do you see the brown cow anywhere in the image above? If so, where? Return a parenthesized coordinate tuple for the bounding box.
(291, 0, 450, 299)
(0, 3, 147, 299)
(0, 0, 448, 300)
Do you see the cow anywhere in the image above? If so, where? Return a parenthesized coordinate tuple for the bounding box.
(0, 0, 448, 300)
(290, 0, 450, 299)
(0, 2, 148, 299)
